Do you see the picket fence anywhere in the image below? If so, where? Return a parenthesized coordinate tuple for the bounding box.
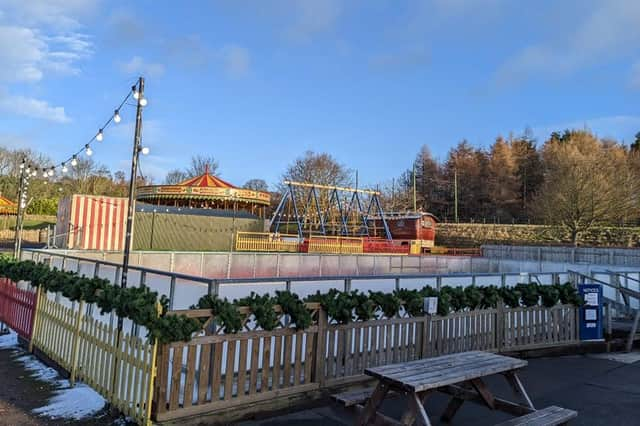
(153, 302, 579, 422)
(29, 290, 159, 425)
(0, 278, 36, 340)
(0, 280, 158, 426)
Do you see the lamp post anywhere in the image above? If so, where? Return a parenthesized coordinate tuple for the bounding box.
(118, 76, 145, 330)
(13, 161, 28, 259)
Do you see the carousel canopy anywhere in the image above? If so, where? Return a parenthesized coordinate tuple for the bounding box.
(136, 166, 270, 206)
(0, 195, 17, 215)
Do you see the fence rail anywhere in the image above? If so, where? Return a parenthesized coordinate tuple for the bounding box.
(0, 278, 36, 340)
(235, 232, 301, 253)
(155, 303, 579, 421)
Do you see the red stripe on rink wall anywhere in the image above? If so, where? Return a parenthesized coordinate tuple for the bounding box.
(0, 278, 37, 340)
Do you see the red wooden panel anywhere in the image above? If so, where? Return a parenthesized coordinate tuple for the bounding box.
(0, 278, 37, 340)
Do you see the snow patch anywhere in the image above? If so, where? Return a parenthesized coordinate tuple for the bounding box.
(14, 355, 60, 383)
(0, 329, 17, 348)
(32, 383, 106, 420)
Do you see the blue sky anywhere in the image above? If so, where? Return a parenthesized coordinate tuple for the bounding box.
(2, 0, 640, 190)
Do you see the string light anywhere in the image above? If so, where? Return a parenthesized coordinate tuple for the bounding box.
(23, 81, 148, 187)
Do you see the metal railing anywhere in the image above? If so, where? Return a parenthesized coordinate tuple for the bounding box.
(22, 249, 215, 310)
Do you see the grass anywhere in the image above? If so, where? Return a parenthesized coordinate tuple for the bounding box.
(0, 216, 56, 231)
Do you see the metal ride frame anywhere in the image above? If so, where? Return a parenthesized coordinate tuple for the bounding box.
(271, 181, 392, 240)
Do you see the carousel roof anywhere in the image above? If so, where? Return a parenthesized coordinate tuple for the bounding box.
(175, 166, 236, 189)
(0, 195, 17, 214)
(136, 166, 270, 206)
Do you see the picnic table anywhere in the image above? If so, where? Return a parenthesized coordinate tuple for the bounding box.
(357, 351, 536, 426)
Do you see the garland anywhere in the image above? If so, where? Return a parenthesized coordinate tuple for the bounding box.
(0, 257, 201, 343)
(304, 282, 582, 324)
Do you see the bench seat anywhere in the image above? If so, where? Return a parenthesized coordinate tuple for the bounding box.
(495, 406, 578, 426)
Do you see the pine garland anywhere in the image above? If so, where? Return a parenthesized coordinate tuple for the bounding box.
(0, 257, 200, 343)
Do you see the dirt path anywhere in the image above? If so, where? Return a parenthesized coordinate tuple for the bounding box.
(0, 338, 120, 426)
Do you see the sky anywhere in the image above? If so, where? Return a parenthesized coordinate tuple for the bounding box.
(2, 0, 640, 190)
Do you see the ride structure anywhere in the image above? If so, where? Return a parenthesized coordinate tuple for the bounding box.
(271, 181, 392, 240)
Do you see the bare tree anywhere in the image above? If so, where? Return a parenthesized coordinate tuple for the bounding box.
(164, 169, 188, 184)
(280, 151, 352, 191)
(186, 155, 219, 177)
(243, 178, 269, 192)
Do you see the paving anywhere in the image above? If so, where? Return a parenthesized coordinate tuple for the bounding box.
(240, 352, 640, 426)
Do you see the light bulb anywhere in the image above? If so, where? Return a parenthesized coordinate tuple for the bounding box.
(42, 170, 48, 178)
(132, 85, 139, 99)
(19, 163, 25, 169)
(96, 129, 103, 142)
(114, 110, 121, 123)
(141, 146, 150, 155)
(86, 146, 93, 156)
(31, 170, 37, 177)
(139, 98, 148, 106)
(20, 202, 26, 209)
(71, 156, 78, 167)
(48, 169, 54, 177)
(26, 167, 30, 173)
(62, 164, 68, 173)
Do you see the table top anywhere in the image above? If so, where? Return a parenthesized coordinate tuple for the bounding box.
(364, 351, 527, 393)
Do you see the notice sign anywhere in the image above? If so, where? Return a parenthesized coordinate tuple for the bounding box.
(578, 284, 603, 341)
(585, 292, 598, 306)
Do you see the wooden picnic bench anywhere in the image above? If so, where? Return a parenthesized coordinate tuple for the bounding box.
(356, 350, 570, 426)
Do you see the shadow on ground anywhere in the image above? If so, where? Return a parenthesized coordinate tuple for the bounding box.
(240, 354, 640, 426)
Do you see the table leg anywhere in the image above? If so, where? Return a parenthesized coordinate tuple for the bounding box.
(400, 391, 433, 426)
(504, 371, 535, 410)
(441, 396, 465, 423)
(356, 381, 390, 426)
(414, 392, 433, 426)
(470, 378, 496, 409)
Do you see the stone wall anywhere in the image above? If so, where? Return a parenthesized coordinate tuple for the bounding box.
(435, 223, 640, 247)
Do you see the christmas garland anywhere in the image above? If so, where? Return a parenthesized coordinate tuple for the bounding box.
(303, 282, 582, 324)
(0, 257, 201, 344)
(1, 256, 583, 340)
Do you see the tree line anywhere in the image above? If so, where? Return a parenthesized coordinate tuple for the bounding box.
(2, 128, 639, 245)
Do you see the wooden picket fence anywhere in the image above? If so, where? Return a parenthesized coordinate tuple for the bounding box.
(155, 302, 579, 421)
(0, 278, 37, 340)
(30, 290, 158, 426)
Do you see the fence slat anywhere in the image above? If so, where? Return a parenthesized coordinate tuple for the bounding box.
(183, 345, 197, 407)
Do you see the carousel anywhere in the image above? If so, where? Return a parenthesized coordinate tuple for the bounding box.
(0, 195, 17, 215)
(136, 166, 270, 218)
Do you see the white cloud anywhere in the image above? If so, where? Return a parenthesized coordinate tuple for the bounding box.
(0, 0, 100, 30)
(496, 0, 640, 85)
(285, 0, 342, 42)
(369, 46, 429, 70)
(0, 26, 46, 82)
(219, 45, 250, 78)
(629, 61, 640, 89)
(119, 56, 165, 78)
(0, 92, 70, 123)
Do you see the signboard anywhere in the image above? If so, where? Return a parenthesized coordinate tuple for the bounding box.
(423, 297, 438, 315)
(578, 284, 603, 341)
